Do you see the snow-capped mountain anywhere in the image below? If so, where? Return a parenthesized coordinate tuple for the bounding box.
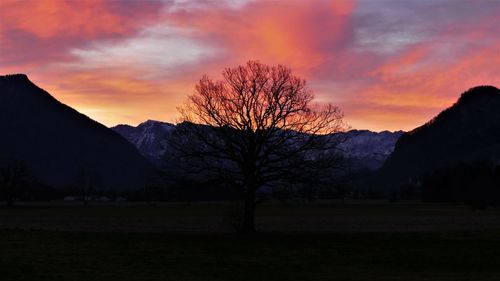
(339, 130, 404, 170)
(112, 120, 403, 170)
(112, 120, 175, 167)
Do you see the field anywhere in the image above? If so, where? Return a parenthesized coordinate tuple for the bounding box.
(1, 202, 500, 281)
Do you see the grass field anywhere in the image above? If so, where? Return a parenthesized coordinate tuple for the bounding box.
(1, 201, 499, 233)
(1, 202, 500, 280)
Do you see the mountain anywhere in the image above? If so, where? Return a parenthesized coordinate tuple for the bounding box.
(381, 85, 500, 183)
(338, 130, 404, 170)
(113, 120, 175, 167)
(0, 74, 151, 189)
(112, 121, 403, 170)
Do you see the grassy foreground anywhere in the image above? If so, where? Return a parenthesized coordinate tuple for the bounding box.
(0, 230, 499, 281)
(0, 203, 499, 280)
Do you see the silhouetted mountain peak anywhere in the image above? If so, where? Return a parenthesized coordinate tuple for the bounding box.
(1, 74, 33, 93)
(0, 73, 70, 110)
(0, 73, 29, 81)
(0, 74, 151, 189)
(407, 85, 499, 136)
(456, 85, 499, 104)
(382, 85, 500, 183)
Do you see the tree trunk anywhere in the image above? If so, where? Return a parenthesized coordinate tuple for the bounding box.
(239, 189, 256, 233)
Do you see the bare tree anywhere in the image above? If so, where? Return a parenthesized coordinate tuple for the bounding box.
(169, 61, 346, 232)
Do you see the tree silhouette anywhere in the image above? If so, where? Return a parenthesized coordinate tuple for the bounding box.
(74, 168, 101, 206)
(169, 61, 346, 232)
(0, 159, 34, 207)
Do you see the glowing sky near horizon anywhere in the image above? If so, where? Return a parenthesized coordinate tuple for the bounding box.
(0, 0, 499, 131)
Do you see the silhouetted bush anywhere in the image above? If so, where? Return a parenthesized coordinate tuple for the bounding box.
(422, 162, 500, 208)
(0, 159, 36, 206)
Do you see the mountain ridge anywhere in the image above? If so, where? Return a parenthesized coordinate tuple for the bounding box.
(381, 85, 500, 183)
(0, 74, 151, 189)
(112, 120, 404, 170)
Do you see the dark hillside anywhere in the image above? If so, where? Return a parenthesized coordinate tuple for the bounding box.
(0, 74, 151, 189)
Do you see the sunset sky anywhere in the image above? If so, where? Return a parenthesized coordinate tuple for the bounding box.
(1, 0, 499, 131)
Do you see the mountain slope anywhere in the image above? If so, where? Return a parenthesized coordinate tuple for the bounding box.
(381, 85, 500, 182)
(0, 74, 151, 189)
